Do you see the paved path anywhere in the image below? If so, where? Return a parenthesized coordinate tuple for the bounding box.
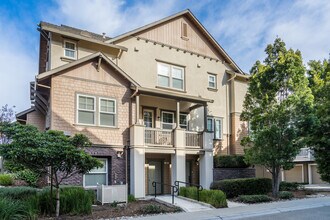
(136, 197, 330, 220)
(155, 195, 214, 212)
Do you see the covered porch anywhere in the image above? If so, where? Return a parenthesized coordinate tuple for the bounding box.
(129, 87, 214, 198)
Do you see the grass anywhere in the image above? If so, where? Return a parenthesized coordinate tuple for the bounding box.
(0, 174, 14, 186)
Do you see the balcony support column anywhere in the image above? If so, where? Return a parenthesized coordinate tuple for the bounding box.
(136, 95, 140, 124)
(203, 104, 208, 131)
(176, 101, 180, 128)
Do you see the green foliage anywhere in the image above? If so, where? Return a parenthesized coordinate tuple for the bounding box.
(128, 194, 136, 203)
(210, 178, 272, 198)
(15, 169, 40, 187)
(179, 187, 227, 208)
(0, 104, 15, 145)
(0, 187, 38, 200)
(0, 197, 36, 220)
(214, 155, 249, 168)
(0, 174, 14, 186)
(279, 181, 301, 191)
(278, 191, 294, 200)
(140, 204, 164, 214)
(241, 38, 314, 197)
(110, 201, 119, 208)
(237, 195, 273, 204)
(307, 59, 330, 183)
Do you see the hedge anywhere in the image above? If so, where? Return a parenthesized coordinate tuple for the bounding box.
(179, 187, 227, 208)
(237, 195, 272, 204)
(210, 178, 272, 198)
(279, 181, 301, 191)
(279, 191, 294, 200)
(214, 155, 249, 168)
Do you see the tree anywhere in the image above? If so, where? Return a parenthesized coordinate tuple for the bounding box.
(0, 104, 15, 144)
(241, 38, 314, 197)
(0, 123, 102, 218)
(307, 58, 330, 182)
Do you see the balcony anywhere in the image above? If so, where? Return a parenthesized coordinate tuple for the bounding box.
(294, 148, 315, 162)
(144, 128, 173, 147)
(185, 131, 203, 148)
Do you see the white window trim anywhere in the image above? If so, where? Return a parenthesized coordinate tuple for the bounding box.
(214, 118, 223, 140)
(161, 111, 175, 130)
(157, 62, 185, 91)
(63, 40, 77, 59)
(143, 109, 154, 128)
(98, 97, 116, 128)
(77, 94, 96, 126)
(208, 74, 217, 89)
(83, 158, 108, 188)
(179, 113, 188, 129)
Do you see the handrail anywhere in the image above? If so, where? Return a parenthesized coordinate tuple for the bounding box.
(174, 180, 203, 201)
(152, 181, 178, 204)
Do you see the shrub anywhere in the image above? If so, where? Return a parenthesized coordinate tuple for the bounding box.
(179, 187, 227, 208)
(0, 186, 38, 200)
(237, 195, 273, 204)
(128, 194, 136, 203)
(214, 155, 249, 168)
(279, 181, 301, 191)
(15, 169, 40, 187)
(140, 204, 164, 214)
(0, 197, 31, 220)
(0, 174, 14, 186)
(279, 191, 294, 200)
(210, 178, 272, 198)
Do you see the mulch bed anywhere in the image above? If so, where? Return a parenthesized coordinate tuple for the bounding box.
(39, 199, 182, 220)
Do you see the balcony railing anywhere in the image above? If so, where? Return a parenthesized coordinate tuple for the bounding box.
(294, 148, 314, 161)
(185, 131, 203, 148)
(145, 128, 173, 147)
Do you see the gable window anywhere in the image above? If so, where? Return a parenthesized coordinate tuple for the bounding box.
(208, 74, 217, 89)
(207, 117, 223, 140)
(77, 95, 95, 125)
(161, 111, 174, 130)
(157, 62, 184, 90)
(180, 114, 188, 129)
(181, 22, 188, 39)
(64, 40, 76, 59)
(84, 158, 108, 187)
(99, 98, 116, 127)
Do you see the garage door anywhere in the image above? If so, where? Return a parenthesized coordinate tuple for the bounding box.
(284, 165, 303, 183)
(311, 165, 325, 184)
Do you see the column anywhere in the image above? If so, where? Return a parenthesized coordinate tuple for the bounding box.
(136, 95, 140, 124)
(176, 101, 180, 128)
(199, 151, 213, 189)
(204, 104, 208, 131)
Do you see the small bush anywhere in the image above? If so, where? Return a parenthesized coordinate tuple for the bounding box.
(237, 195, 272, 204)
(210, 178, 272, 198)
(214, 155, 249, 168)
(0, 186, 38, 200)
(15, 169, 40, 187)
(179, 187, 227, 208)
(0, 197, 32, 220)
(128, 194, 136, 203)
(0, 174, 14, 186)
(279, 191, 294, 200)
(279, 181, 301, 191)
(140, 204, 164, 214)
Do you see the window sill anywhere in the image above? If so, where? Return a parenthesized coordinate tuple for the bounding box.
(61, 56, 77, 62)
(73, 124, 119, 129)
(207, 87, 218, 92)
(155, 86, 187, 93)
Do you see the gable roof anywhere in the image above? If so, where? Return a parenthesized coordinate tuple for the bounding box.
(107, 9, 245, 74)
(39, 22, 128, 51)
(37, 52, 140, 86)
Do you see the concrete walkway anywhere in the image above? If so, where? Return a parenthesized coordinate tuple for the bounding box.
(304, 184, 330, 192)
(155, 195, 214, 212)
(136, 196, 330, 220)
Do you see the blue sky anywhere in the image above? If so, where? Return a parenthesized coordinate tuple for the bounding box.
(1, 0, 329, 113)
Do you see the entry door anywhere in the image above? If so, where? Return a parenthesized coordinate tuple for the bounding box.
(148, 161, 162, 195)
(186, 161, 192, 185)
(143, 109, 154, 128)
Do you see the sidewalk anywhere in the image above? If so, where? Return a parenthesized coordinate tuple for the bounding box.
(155, 195, 214, 212)
(135, 197, 330, 220)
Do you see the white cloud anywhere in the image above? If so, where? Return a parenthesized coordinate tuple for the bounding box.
(0, 17, 36, 113)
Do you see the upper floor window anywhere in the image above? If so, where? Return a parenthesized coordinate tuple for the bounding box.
(161, 111, 174, 130)
(180, 114, 188, 129)
(181, 22, 188, 39)
(157, 62, 184, 90)
(77, 94, 116, 127)
(64, 40, 77, 59)
(207, 116, 223, 140)
(208, 73, 217, 89)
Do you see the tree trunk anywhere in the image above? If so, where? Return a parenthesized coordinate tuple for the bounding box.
(271, 166, 280, 197)
(55, 186, 60, 219)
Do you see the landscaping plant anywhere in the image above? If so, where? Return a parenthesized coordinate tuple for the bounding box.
(0, 174, 14, 186)
(278, 191, 294, 200)
(237, 195, 273, 204)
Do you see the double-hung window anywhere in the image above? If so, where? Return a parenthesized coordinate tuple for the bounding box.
(179, 114, 188, 130)
(208, 74, 217, 89)
(207, 117, 223, 140)
(99, 98, 116, 127)
(64, 40, 77, 59)
(84, 158, 108, 187)
(157, 62, 184, 90)
(78, 95, 95, 125)
(161, 111, 174, 130)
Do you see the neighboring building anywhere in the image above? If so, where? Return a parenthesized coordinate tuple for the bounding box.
(16, 9, 250, 197)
